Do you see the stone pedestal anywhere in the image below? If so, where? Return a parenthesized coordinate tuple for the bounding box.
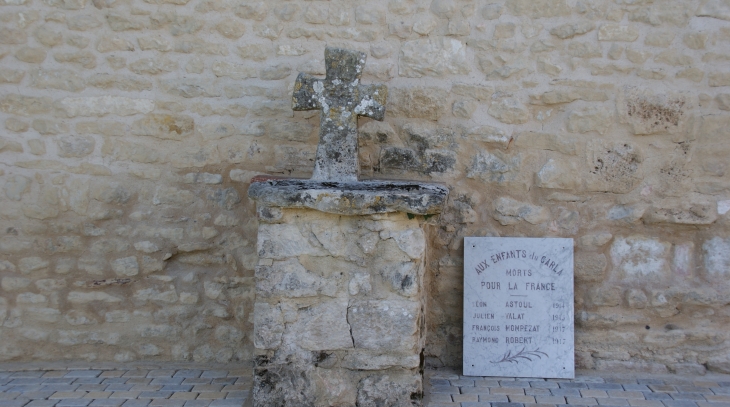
(249, 178, 447, 407)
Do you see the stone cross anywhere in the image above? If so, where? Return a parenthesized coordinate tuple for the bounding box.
(292, 47, 387, 182)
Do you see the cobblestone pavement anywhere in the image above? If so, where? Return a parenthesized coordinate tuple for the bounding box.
(0, 366, 251, 407)
(425, 369, 730, 407)
(2, 365, 729, 407)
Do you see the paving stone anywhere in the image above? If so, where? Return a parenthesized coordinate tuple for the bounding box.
(10, 380, 45, 386)
(199, 374, 226, 380)
(150, 380, 182, 386)
(591, 385, 625, 391)
(649, 386, 677, 393)
(120, 400, 152, 407)
(712, 388, 730, 395)
(20, 391, 55, 399)
(607, 379, 633, 384)
(195, 393, 226, 400)
(644, 393, 673, 401)
(109, 392, 141, 400)
(478, 394, 509, 402)
(64, 373, 101, 379)
(671, 394, 706, 401)
(536, 395, 567, 404)
(148, 401, 185, 407)
(609, 391, 645, 399)
(582, 390, 609, 398)
(623, 385, 651, 392)
(527, 389, 554, 396)
(55, 399, 91, 407)
(509, 395, 537, 403)
(676, 387, 711, 394)
(89, 400, 123, 407)
(171, 373, 200, 380)
(452, 394, 478, 402)
(10, 373, 43, 379)
(76, 386, 106, 392)
(137, 392, 172, 399)
(553, 389, 582, 397)
(7, 386, 44, 393)
(628, 400, 664, 407)
(474, 379, 500, 387)
(503, 382, 531, 388)
(461, 403, 492, 407)
(637, 380, 665, 385)
(562, 383, 590, 389)
(223, 392, 247, 400)
(568, 397, 597, 405)
(50, 392, 86, 400)
(662, 402, 698, 407)
(0, 394, 20, 401)
(0, 399, 31, 407)
(160, 387, 192, 393)
(146, 372, 174, 380)
(44, 380, 77, 386)
(533, 382, 560, 389)
(428, 403, 460, 407)
(179, 381, 208, 387)
(99, 373, 124, 379)
(84, 391, 112, 399)
(26, 401, 57, 407)
(429, 393, 452, 402)
(128, 387, 160, 393)
(169, 394, 196, 401)
(695, 402, 730, 407)
(460, 387, 489, 395)
(705, 394, 730, 402)
(430, 379, 450, 386)
(182, 401, 211, 407)
(598, 398, 630, 406)
(121, 373, 148, 379)
(123, 381, 150, 387)
(207, 381, 233, 387)
(72, 380, 103, 386)
(430, 386, 458, 394)
(492, 403, 526, 407)
(104, 386, 132, 392)
(492, 388, 526, 395)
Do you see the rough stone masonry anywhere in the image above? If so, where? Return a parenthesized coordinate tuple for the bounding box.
(0, 0, 730, 378)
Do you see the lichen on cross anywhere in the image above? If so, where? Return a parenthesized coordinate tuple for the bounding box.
(292, 47, 388, 182)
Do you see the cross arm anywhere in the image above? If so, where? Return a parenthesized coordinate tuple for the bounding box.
(354, 84, 387, 121)
(292, 73, 323, 111)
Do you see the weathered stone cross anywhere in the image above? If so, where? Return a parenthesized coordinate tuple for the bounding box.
(292, 47, 387, 182)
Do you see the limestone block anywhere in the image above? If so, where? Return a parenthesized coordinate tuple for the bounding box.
(255, 258, 340, 298)
(133, 286, 178, 303)
(709, 72, 730, 87)
(253, 302, 284, 349)
(54, 51, 97, 69)
(492, 196, 550, 225)
(57, 135, 95, 158)
(504, 0, 569, 18)
(15, 46, 46, 63)
(516, 132, 577, 155)
(378, 261, 420, 297)
(18, 257, 50, 274)
(536, 158, 580, 190)
(567, 106, 612, 135)
(550, 21, 594, 39)
(574, 253, 607, 282)
(585, 140, 643, 194)
(67, 291, 122, 303)
(611, 236, 670, 278)
(703, 237, 730, 277)
(348, 300, 419, 351)
(488, 97, 529, 124)
(617, 86, 688, 135)
(643, 199, 717, 225)
(356, 372, 421, 407)
(696, 0, 730, 21)
(58, 96, 154, 117)
(287, 300, 353, 351)
(1, 277, 31, 291)
(257, 223, 328, 259)
(30, 69, 85, 92)
(111, 256, 139, 277)
(598, 24, 639, 42)
(3, 175, 30, 201)
(342, 352, 420, 370)
(129, 57, 177, 75)
(399, 38, 468, 78)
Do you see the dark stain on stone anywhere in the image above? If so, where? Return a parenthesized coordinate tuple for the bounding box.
(626, 97, 685, 129)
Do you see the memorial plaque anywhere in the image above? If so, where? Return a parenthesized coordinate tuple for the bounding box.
(463, 237, 574, 378)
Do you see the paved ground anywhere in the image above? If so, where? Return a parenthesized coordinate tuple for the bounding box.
(1, 365, 729, 407)
(424, 368, 730, 407)
(0, 367, 251, 407)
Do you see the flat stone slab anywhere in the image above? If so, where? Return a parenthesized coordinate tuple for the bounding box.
(247, 176, 448, 215)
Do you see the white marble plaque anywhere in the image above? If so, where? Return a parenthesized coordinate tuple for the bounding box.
(463, 237, 574, 378)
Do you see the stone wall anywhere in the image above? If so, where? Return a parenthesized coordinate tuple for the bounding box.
(1, 0, 729, 373)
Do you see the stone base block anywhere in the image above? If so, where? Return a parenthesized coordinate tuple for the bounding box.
(250, 208, 432, 407)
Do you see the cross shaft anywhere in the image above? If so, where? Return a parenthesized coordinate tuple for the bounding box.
(292, 47, 387, 182)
